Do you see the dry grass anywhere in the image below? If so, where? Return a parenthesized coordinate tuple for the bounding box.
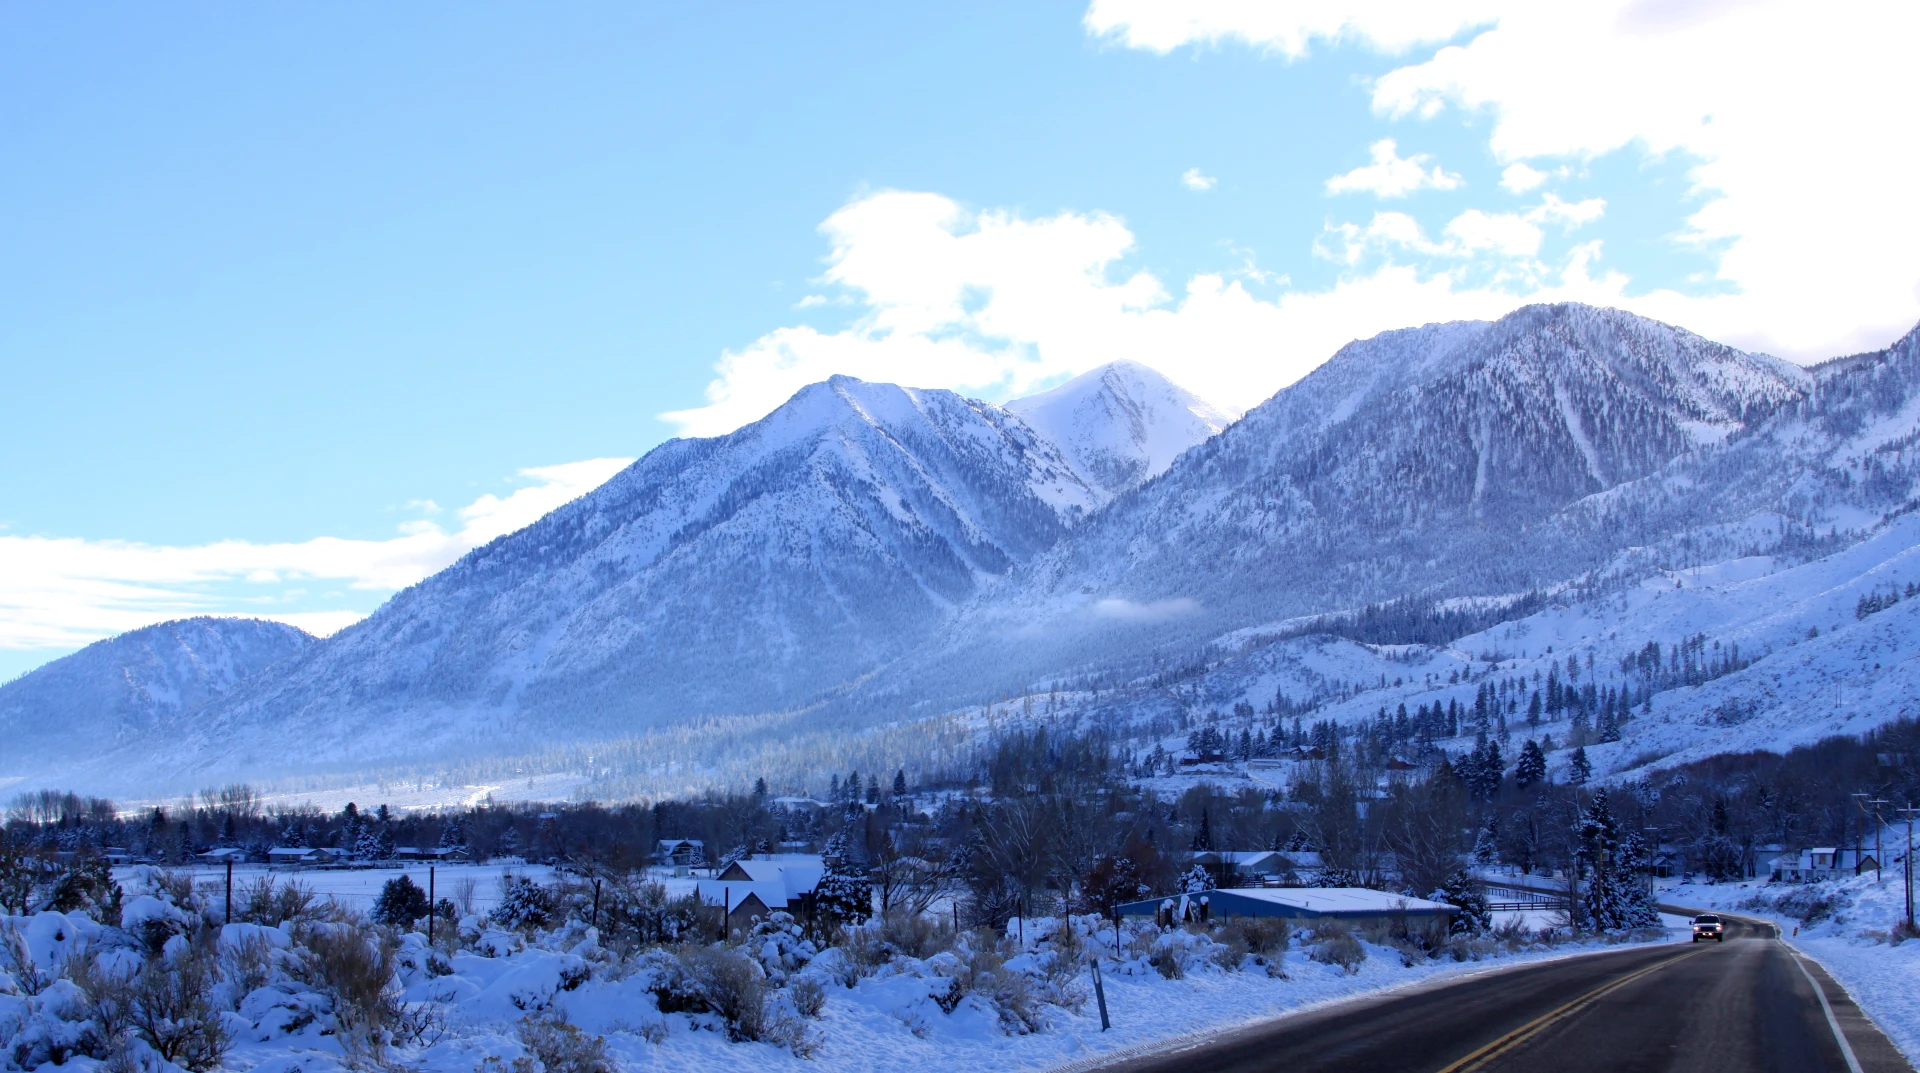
(128, 940, 230, 1072)
(296, 922, 399, 1061)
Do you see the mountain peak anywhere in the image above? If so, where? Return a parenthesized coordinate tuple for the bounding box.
(1008, 361, 1231, 497)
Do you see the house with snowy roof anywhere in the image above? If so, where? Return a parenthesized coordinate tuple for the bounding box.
(654, 839, 706, 873)
(266, 846, 343, 866)
(1771, 847, 1878, 882)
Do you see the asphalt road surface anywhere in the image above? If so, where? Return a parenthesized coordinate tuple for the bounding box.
(1090, 912, 1911, 1073)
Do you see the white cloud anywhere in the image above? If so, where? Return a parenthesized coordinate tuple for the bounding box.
(666, 187, 1653, 441)
(1325, 139, 1463, 198)
(1322, 195, 1601, 266)
(1084, 0, 1499, 57)
(1180, 167, 1217, 191)
(1084, 0, 1920, 361)
(1499, 162, 1547, 193)
(1444, 209, 1541, 257)
(0, 458, 631, 653)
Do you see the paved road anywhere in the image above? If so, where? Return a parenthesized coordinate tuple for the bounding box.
(1091, 912, 1911, 1073)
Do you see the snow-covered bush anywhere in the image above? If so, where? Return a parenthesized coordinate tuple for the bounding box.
(232, 875, 318, 927)
(293, 920, 398, 1061)
(1305, 922, 1366, 974)
(125, 937, 230, 1071)
(512, 1012, 613, 1073)
(594, 875, 701, 949)
(493, 875, 556, 932)
(747, 911, 815, 982)
(1746, 885, 1852, 925)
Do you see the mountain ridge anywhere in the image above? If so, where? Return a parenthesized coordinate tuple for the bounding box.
(15, 305, 1920, 798)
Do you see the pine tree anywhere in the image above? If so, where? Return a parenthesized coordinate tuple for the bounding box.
(891, 769, 907, 798)
(1514, 739, 1548, 788)
(1527, 690, 1542, 727)
(1191, 810, 1213, 852)
(1472, 818, 1500, 867)
(1568, 746, 1592, 786)
(1575, 790, 1658, 931)
(753, 777, 769, 799)
(372, 874, 430, 927)
(493, 875, 554, 930)
(1436, 869, 1491, 935)
(815, 833, 872, 928)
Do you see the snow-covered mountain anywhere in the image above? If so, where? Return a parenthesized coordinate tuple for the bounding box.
(0, 617, 313, 777)
(1007, 360, 1232, 498)
(851, 303, 1817, 714)
(33, 369, 1219, 791)
(25, 304, 1920, 799)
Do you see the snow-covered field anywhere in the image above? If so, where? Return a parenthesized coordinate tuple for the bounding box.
(1664, 873, 1920, 1064)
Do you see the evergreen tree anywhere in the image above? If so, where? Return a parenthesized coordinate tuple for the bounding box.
(1436, 869, 1491, 935)
(753, 777, 769, 799)
(1080, 852, 1149, 917)
(372, 874, 430, 927)
(1514, 739, 1548, 788)
(1191, 810, 1213, 852)
(1575, 790, 1659, 931)
(1472, 818, 1500, 867)
(814, 833, 873, 928)
(1568, 746, 1592, 786)
(438, 817, 466, 849)
(891, 769, 907, 798)
(493, 875, 554, 930)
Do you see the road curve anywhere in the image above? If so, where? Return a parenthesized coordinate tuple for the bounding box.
(1084, 912, 1911, 1073)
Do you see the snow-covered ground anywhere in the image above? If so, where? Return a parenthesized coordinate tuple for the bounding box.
(2, 888, 1687, 1073)
(1663, 873, 1920, 1064)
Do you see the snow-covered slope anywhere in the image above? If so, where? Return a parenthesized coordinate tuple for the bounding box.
(0, 617, 313, 777)
(30, 305, 1920, 799)
(68, 377, 1122, 789)
(1007, 361, 1232, 498)
(849, 303, 1815, 716)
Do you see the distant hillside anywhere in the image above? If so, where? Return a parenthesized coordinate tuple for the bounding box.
(0, 617, 313, 777)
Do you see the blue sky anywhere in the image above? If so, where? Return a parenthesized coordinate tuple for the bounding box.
(4, 1, 1916, 680)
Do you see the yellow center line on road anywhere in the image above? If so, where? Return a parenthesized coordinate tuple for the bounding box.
(1432, 948, 1709, 1073)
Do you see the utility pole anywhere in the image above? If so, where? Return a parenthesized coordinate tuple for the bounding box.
(1853, 794, 1870, 879)
(428, 865, 436, 943)
(1900, 804, 1919, 932)
(1874, 799, 1890, 884)
(225, 858, 233, 926)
